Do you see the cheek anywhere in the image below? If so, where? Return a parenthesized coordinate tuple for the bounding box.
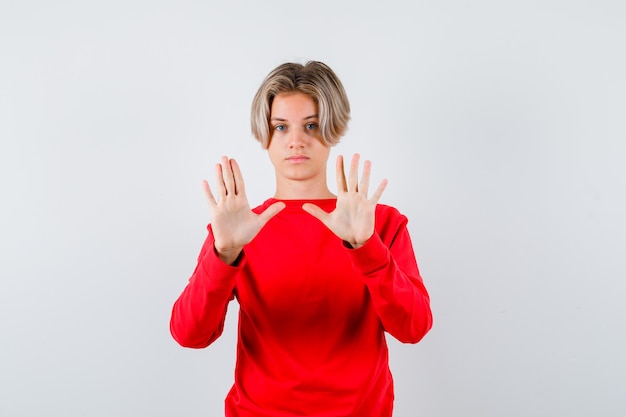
(267, 143, 282, 166)
(314, 142, 331, 159)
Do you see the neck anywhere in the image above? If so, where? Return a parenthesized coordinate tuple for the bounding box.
(273, 177, 335, 200)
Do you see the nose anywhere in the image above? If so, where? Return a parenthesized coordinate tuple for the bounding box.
(287, 128, 306, 148)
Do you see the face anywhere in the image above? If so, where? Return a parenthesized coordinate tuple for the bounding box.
(267, 92, 331, 186)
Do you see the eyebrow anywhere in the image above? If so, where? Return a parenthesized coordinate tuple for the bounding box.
(270, 114, 319, 122)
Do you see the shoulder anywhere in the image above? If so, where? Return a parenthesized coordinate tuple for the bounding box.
(375, 203, 407, 222)
(375, 203, 409, 235)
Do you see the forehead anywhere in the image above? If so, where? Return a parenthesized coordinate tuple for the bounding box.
(270, 92, 318, 119)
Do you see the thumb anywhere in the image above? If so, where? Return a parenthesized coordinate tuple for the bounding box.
(302, 203, 329, 223)
(258, 202, 286, 225)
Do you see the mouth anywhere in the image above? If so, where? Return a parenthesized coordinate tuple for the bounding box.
(286, 155, 309, 164)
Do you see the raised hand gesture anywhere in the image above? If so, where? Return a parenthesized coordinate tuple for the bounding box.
(203, 156, 285, 264)
(302, 154, 387, 248)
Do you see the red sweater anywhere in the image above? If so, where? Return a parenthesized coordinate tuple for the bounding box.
(170, 199, 432, 417)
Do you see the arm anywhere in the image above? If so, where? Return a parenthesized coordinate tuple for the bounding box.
(346, 212, 432, 343)
(302, 153, 432, 343)
(169, 227, 240, 348)
(170, 156, 284, 348)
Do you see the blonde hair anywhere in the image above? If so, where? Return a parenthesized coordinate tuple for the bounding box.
(251, 61, 351, 148)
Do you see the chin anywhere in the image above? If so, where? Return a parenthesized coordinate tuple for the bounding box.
(283, 170, 316, 181)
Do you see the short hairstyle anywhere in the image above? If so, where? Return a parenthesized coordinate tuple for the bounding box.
(251, 61, 351, 148)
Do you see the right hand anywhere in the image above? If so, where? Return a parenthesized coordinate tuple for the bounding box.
(203, 156, 285, 264)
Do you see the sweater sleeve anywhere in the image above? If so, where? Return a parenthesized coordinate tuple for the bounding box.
(170, 226, 241, 348)
(346, 209, 433, 344)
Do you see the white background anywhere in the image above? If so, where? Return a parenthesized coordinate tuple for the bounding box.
(1, 1, 625, 416)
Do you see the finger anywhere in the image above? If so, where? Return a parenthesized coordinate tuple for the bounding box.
(230, 158, 245, 196)
(348, 153, 360, 192)
(370, 178, 388, 204)
(257, 201, 286, 225)
(202, 180, 217, 207)
(220, 155, 236, 196)
(335, 155, 347, 192)
(359, 159, 372, 198)
(302, 203, 330, 224)
(214, 162, 227, 198)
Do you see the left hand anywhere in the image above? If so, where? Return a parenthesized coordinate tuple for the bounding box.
(303, 154, 388, 248)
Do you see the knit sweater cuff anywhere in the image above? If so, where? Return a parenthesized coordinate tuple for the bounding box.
(345, 233, 390, 275)
(198, 245, 244, 288)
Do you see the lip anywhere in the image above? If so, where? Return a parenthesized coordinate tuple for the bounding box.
(286, 155, 309, 164)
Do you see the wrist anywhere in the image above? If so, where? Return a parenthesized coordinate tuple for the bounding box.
(348, 232, 373, 249)
(214, 245, 244, 265)
(344, 239, 366, 249)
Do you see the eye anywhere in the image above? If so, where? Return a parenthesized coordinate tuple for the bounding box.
(274, 124, 286, 131)
(305, 122, 318, 130)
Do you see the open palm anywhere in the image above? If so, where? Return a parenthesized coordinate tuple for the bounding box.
(303, 154, 387, 248)
(204, 156, 285, 264)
